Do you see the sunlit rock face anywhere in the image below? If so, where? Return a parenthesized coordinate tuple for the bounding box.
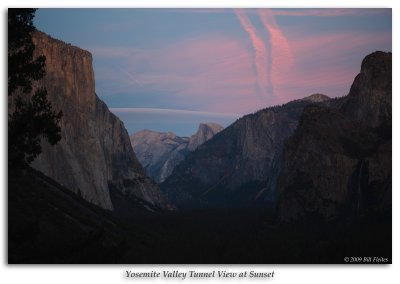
(31, 31, 172, 211)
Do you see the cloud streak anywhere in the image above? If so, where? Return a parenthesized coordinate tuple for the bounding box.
(92, 34, 264, 114)
(110, 107, 239, 118)
(258, 9, 294, 93)
(234, 8, 269, 98)
(234, 9, 295, 98)
(89, 9, 391, 117)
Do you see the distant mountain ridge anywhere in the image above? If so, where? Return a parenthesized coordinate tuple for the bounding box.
(130, 122, 224, 183)
(161, 94, 331, 209)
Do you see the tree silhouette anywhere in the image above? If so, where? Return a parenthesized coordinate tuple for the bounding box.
(8, 8, 62, 169)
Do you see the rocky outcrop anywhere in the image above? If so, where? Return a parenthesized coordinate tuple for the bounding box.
(131, 130, 189, 183)
(161, 94, 330, 209)
(276, 52, 392, 221)
(130, 123, 223, 183)
(30, 31, 172, 211)
(341, 51, 392, 127)
(187, 123, 224, 151)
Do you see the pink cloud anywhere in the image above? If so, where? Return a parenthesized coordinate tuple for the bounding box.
(234, 8, 269, 98)
(233, 9, 295, 100)
(258, 9, 294, 88)
(91, 20, 391, 116)
(91, 34, 263, 114)
(290, 32, 391, 59)
(271, 31, 391, 104)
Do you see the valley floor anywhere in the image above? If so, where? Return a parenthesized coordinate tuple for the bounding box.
(8, 169, 391, 264)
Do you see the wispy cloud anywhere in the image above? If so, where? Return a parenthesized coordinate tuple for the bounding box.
(89, 8, 391, 116)
(110, 107, 239, 118)
(234, 9, 295, 99)
(234, 8, 269, 98)
(258, 9, 294, 92)
(91, 34, 264, 114)
(289, 31, 391, 59)
(272, 30, 391, 104)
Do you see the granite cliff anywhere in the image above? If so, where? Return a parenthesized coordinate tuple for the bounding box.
(161, 94, 330, 209)
(30, 31, 172, 211)
(276, 51, 392, 221)
(130, 123, 223, 183)
(187, 123, 224, 151)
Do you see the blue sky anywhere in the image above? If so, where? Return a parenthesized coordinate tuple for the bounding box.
(34, 8, 392, 136)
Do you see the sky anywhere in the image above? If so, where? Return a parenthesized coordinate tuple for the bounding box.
(34, 8, 392, 136)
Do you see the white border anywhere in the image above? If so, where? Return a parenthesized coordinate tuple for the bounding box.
(1, 1, 398, 284)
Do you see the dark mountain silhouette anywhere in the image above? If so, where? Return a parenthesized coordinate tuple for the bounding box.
(161, 94, 330, 209)
(276, 51, 391, 222)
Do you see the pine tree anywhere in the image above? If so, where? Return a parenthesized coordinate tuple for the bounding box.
(8, 8, 62, 169)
